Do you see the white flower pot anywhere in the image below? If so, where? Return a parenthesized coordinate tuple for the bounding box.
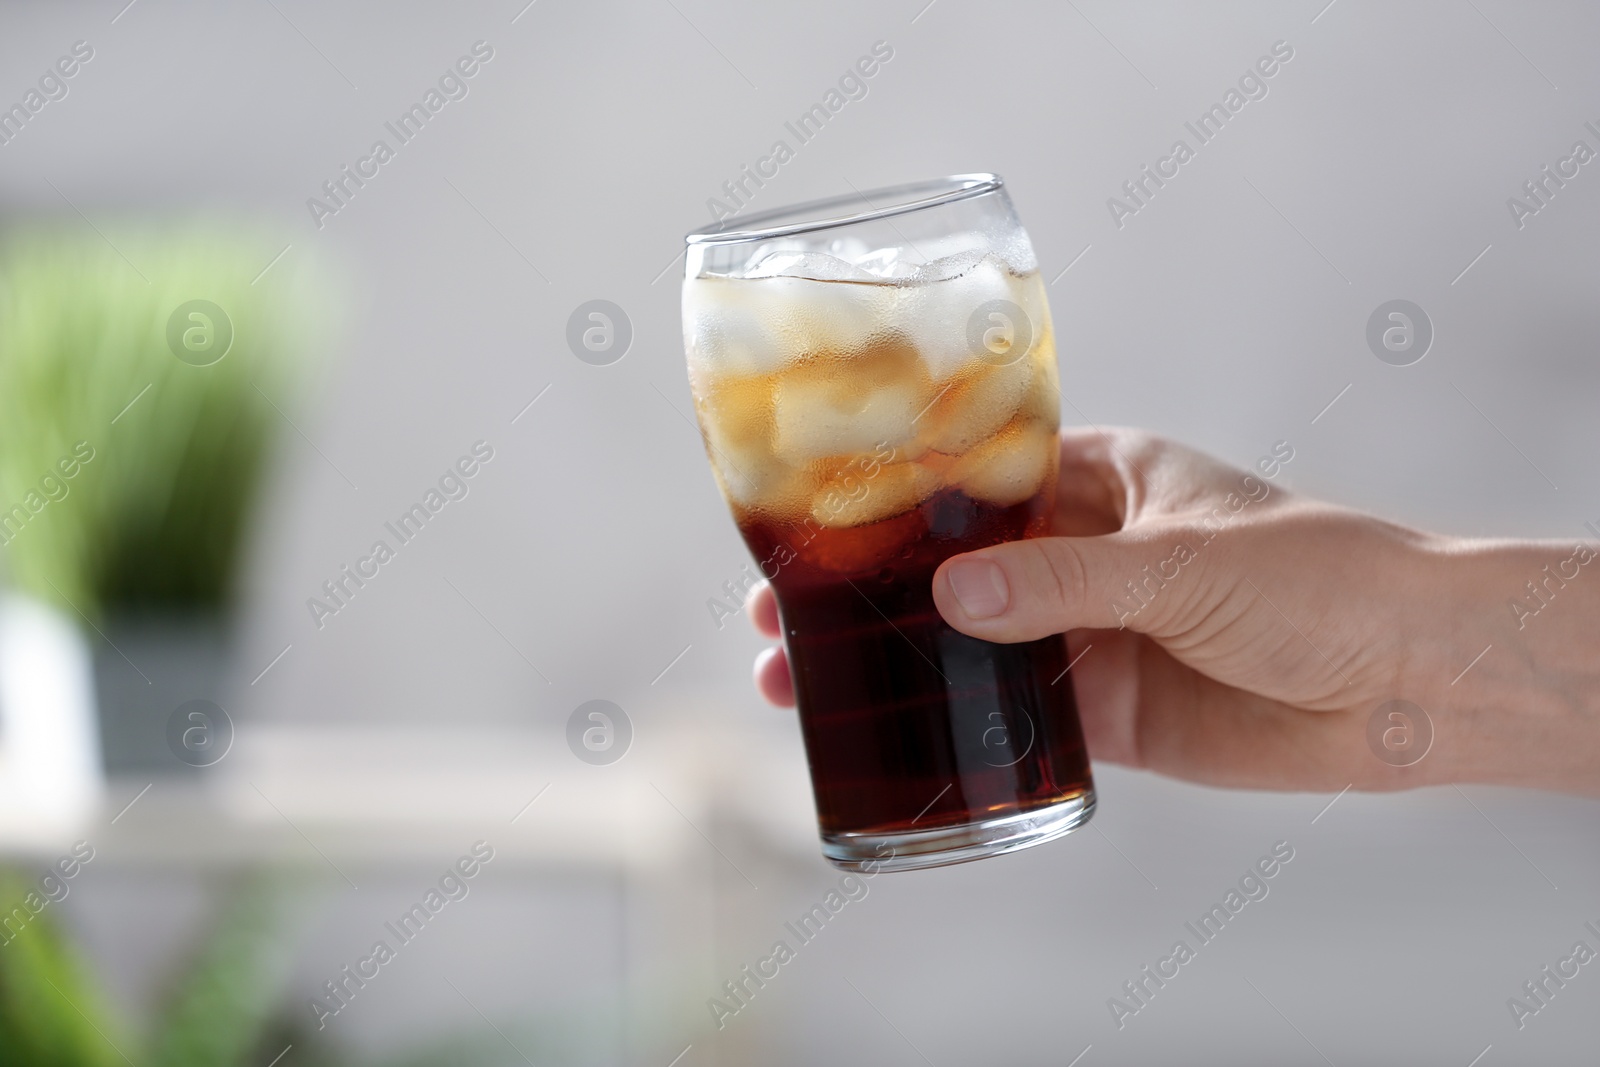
(0, 594, 104, 841)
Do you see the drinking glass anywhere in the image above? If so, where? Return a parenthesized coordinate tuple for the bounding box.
(682, 174, 1095, 871)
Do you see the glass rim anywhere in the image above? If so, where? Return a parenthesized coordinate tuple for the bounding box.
(683, 173, 1003, 246)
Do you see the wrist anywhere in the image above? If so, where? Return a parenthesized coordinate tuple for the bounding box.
(1412, 536, 1600, 794)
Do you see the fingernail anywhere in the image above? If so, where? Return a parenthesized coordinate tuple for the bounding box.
(948, 558, 1009, 619)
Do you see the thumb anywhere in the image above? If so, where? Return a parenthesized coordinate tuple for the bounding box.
(932, 531, 1206, 643)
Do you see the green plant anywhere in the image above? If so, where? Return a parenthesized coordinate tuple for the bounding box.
(142, 875, 295, 1067)
(0, 870, 124, 1067)
(0, 869, 294, 1067)
(0, 228, 317, 619)
(0, 869, 569, 1067)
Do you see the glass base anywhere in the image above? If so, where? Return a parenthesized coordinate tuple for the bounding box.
(820, 789, 1096, 872)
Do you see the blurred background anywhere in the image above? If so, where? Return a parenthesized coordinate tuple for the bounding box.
(0, 1, 1597, 1064)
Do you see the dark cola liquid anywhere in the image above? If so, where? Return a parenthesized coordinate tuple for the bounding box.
(740, 486, 1094, 840)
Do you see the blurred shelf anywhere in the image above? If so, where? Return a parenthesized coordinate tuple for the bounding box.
(0, 722, 820, 872)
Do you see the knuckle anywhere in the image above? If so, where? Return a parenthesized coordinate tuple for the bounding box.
(1152, 529, 1240, 641)
(1032, 537, 1088, 613)
(1107, 526, 1216, 636)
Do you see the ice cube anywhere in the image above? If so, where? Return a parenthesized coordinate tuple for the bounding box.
(948, 418, 1056, 507)
(811, 460, 940, 529)
(773, 377, 921, 463)
(693, 372, 771, 446)
(747, 240, 985, 283)
(684, 274, 900, 377)
(683, 278, 791, 377)
(846, 245, 985, 282)
(694, 375, 813, 518)
(918, 355, 1037, 455)
(771, 341, 929, 463)
(896, 245, 989, 282)
(747, 249, 876, 283)
(850, 247, 909, 278)
(1019, 330, 1061, 424)
(706, 431, 813, 518)
(781, 278, 901, 361)
(895, 254, 1029, 379)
